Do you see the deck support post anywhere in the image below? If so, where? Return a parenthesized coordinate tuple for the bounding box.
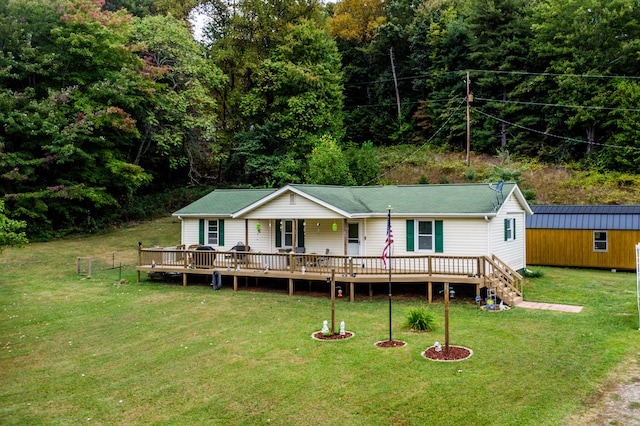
(182, 273, 187, 287)
(289, 278, 294, 297)
(369, 283, 373, 299)
(136, 270, 140, 283)
(350, 282, 354, 302)
(233, 275, 238, 292)
(428, 281, 433, 303)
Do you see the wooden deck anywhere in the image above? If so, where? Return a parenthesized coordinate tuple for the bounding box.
(136, 248, 524, 304)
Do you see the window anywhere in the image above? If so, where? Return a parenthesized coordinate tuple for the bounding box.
(407, 219, 443, 253)
(594, 231, 608, 252)
(199, 218, 224, 246)
(417, 220, 434, 251)
(207, 220, 219, 245)
(504, 218, 516, 241)
(283, 220, 293, 247)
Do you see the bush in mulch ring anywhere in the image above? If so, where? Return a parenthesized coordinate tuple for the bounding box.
(422, 345, 473, 361)
(311, 331, 354, 341)
(374, 340, 407, 348)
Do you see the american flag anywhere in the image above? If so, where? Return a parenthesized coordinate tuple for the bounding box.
(382, 209, 394, 269)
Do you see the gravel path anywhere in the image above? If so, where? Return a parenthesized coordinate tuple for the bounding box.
(566, 353, 640, 425)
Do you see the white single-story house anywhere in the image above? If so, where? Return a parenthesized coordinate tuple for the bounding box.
(172, 182, 533, 272)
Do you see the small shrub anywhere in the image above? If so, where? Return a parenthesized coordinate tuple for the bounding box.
(523, 268, 544, 278)
(403, 306, 435, 332)
(418, 174, 429, 184)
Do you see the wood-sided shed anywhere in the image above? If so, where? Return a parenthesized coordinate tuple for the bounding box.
(525, 205, 640, 270)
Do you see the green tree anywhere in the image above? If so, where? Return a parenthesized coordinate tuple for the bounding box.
(345, 141, 380, 185)
(466, 0, 537, 157)
(531, 0, 640, 161)
(306, 134, 355, 185)
(132, 13, 224, 185)
(202, 0, 327, 186)
(233, 19, 344, 185)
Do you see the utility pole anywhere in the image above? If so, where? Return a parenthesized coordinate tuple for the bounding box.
(390, 48, 401, 121)
(466, 71, 473, 167)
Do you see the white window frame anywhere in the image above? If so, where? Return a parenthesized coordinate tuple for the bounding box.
(416, 220, 434, 252)
(207, 219, 219, 246)
(282, 220, 294, 248)
(505, 218, 515, 241)
(594, 230, 608, 252)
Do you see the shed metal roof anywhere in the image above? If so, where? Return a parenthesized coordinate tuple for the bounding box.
(526, 205, 640, 230)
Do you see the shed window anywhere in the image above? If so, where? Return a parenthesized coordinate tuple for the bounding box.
(594, 231, 608, 252)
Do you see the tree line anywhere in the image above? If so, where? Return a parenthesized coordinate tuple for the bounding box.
(1, 0, 639, 241)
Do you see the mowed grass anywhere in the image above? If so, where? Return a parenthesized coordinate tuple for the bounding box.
(1, 217, 640, 425)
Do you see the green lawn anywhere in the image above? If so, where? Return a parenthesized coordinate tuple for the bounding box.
(1, 217, 639, 425)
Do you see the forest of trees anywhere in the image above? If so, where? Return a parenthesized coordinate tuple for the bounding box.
(1, 0, 639, 241)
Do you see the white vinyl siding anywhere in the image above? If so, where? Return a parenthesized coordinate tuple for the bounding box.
(245, 193, 339, 219)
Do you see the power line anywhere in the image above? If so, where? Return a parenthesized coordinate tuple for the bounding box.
(464, 69, 640, 80)
(364, 99, 466, 186)
(344, 69, 640, 88)
(475, 97, 640, 113)
(475, 108, 640, 152)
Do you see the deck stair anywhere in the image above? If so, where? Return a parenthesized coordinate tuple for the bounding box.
(484, 255, 523, 306)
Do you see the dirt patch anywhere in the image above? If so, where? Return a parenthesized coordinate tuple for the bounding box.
(565, 354, 640, 425)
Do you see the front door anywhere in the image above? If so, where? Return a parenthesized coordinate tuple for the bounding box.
(347, 222, 360, 255)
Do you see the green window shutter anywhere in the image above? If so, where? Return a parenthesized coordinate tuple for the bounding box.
(513, 218, 516, 240)
(198, 219, 205, 245)
(275, 219, 282, 247)
(406, 220, 414, 252)
(435, 220, 443, 253)
(297, 219, 305, 248)
(219, 219, 224, 246)
(504, 219, 508, 241)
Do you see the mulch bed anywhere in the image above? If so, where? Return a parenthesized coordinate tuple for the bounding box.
(312, 331, 354, 340)
(422, 345, 473, 361)
(375, 340, 407, 347)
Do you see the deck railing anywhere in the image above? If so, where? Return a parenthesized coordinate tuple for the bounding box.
(139, 248, 487, 278)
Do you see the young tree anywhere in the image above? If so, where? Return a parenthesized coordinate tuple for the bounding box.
(306, 134, 355, 185)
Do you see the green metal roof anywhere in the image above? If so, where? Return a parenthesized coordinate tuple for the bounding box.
(174, 183, 529, 217)
(291, 183, 519, 215)
(173, 188, 277, 216)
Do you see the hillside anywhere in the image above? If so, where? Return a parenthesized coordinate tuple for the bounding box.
(378, 146, 640, 205)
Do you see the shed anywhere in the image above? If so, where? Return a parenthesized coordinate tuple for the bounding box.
(525, 205, 640, 270)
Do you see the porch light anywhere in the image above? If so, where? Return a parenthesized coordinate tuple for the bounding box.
(256, 223, 261, 232)
(317, 222, 320, 232)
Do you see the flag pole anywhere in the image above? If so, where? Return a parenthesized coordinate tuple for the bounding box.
(387, 205, 393, 342)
